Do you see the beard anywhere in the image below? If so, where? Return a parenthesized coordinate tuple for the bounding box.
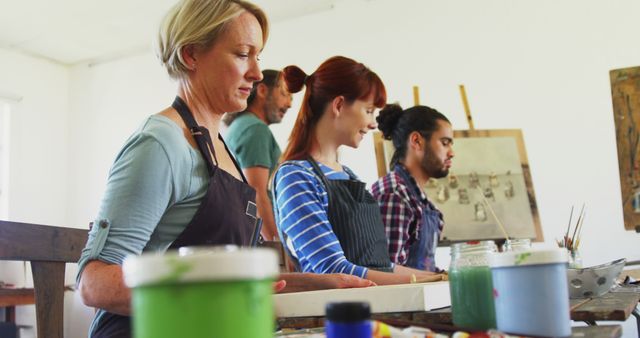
(263, 98, 283, 124)
(421, 146, 449, 179)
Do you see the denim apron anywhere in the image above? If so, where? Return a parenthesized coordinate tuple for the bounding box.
(307, 158, 393, 272)
(92, 96, 259, 338)
(396, 165, 442, 272)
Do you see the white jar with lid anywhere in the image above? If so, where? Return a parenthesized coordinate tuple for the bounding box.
(489, 248, 570, 337)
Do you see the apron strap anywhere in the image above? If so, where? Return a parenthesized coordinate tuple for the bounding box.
(307, 157, 358, 182)
(395, 164, 423, 240)
(307, 157, 331, 188)
(218, 134, 249, 183)
(172, 96, 219, 175)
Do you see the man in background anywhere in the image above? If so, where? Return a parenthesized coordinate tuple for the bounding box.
(224, 69, 292, 241)
(372, 104, 454, 272)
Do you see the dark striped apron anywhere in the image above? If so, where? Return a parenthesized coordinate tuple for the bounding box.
(307, 158, 392, 272)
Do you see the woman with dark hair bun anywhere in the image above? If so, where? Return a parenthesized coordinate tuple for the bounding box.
(273, 56, 444, 285)
(371, 104, 454, 272)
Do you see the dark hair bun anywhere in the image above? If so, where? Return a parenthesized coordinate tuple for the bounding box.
(377, 104, 404, 139)
(282, 65, 307, 94)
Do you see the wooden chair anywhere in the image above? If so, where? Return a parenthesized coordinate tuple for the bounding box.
(260, 240, 295, 272)
(0, 220, 88, 338)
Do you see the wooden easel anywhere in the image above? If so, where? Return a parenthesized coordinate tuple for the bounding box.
(458, 84, 475, 130)
(412, 84, 475, 130)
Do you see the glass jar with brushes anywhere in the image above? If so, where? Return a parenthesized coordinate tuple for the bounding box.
(560, 204, 586, 269)
(568, 249, 582, 268)
(449, 240, 498, 330)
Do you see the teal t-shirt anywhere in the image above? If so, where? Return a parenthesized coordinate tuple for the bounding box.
(226, 112, 281, 205)
(76, 115, 209, 337)
(225, 112, 281, 178)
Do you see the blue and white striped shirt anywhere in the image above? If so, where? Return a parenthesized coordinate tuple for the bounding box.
(273, 160, 369, 278)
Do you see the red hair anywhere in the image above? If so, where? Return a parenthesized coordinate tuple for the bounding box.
(281, 56, 387, 161)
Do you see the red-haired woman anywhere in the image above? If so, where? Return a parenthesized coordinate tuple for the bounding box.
(273, 56, 443, 285)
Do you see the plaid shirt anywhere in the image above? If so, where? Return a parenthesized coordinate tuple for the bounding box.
(371, 165, 444, 266)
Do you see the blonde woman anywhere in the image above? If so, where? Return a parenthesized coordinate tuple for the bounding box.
(76, 2, 371, 337)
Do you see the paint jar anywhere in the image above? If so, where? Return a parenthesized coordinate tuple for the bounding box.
(325, 302, 372, 338)
(123, 246, 278, 338)
(502, 238, 531, 252)
(449, 240, 497, 330)
(489, 249, 571, 337)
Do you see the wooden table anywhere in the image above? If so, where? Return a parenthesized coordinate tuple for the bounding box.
(571, 291, 640, 324)
(276, 325, 622, 338)
(278, 289, 640, 337)
(0, 288, 35, 323)
(279, 316, 622, 338)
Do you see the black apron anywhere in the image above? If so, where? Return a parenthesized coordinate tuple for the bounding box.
(396, 165, 442, 272)
(307, 158, 392, 272)
(93, 96, 259, 338)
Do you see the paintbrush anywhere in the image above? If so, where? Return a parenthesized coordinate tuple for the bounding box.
(475, 186, 510, 240)
(565, 206, 574, 236)
(564, 206, 574, 247)
(573, 210, 586, 251)
(570, 204, 586, 252)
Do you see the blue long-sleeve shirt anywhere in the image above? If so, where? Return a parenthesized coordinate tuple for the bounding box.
(273, 160, 368, 278)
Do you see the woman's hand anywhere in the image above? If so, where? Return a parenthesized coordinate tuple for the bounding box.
(275, 273, 375, 293)
(315, 273, 377, 289)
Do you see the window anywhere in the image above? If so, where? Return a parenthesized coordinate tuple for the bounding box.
(0, 102, 9, 219)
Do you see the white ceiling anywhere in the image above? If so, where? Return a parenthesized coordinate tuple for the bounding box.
(0, 0, 343, 66)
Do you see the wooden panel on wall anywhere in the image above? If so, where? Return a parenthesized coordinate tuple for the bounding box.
(611, 66, 640, 232)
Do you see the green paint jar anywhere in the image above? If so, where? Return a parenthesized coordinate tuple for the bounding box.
(449, 241, 497, 330)
(123, 246, 278, 338)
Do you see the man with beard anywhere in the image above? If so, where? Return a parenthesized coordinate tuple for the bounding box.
(371, 104, 454, 272)
(224, 69, 292, 241)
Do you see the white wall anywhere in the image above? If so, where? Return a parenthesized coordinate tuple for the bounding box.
(0, 48, 69, 226)
(3, 0, 640, 337)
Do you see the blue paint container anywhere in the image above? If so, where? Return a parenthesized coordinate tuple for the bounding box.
(489, 249, 571, 337)
(325, 302, 371, 338)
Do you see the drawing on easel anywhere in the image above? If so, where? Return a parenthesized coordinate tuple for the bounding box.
(374, 129, 543, 242)
(611, 66, 640, 232)
(373, 85, 542, 242)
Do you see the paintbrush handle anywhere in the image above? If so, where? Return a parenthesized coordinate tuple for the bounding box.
(570, 204, 586, 250)
(565, 206, 574, 240)
(475, 186, 510, 240)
